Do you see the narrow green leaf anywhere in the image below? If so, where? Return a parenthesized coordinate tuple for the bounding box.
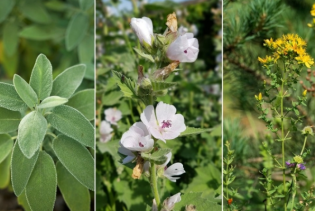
(102, 91, 123, 106)
(56, 162, 90, 211)
(3, 22, 19, 56)
(47, 105, 94, 148)
(0, 82, 27, 111)
(174, 192, 221, 211)
(20, 0, 51, 24)
(0, 0, 15, 23)
(25, 152, 57, 211)
(0, 152, 11, 188)
(11, 142, 39, 196)
(18, 111, 47, 158)
(13, 75, 38, 109)
(141, 148, 171, 165)
(53, 135, 94, 190)
(51, 64, 86, 98)
(17, 191, 32, 211)
(0, 107, 21, 134)
(19, 25, 65, 41)
(151, 81, 177, 91)
(29, 54, 53, 100)
(0, 134, 13, 163)
(133, 48, 155, 62)
(66, 89, 94, 121)
(179, 127, 212, 137)
(112, 70, 137, 98)
(37, 96, 68, 109)
(79, 0, 93, 10)
(78, 34, 94, 63)
(66, 13, 89, 51)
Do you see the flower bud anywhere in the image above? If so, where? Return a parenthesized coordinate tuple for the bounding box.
(303, 89, 307, 96)
(293, 155, 303, 164)
(130, 17, 153, 46)
(302, 126, 314, 136)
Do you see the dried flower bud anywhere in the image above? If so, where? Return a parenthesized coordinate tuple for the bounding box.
(166, 12, 177, 33)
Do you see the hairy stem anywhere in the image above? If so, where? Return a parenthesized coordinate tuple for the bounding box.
(150, 162, 161, 209)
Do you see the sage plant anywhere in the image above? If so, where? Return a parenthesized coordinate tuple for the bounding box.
(0, 54, 94, 211)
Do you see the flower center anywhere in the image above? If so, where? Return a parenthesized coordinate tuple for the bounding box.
(139, 142, 144, 147)
(161, 120, 172, 128)
(111, 117, 115, 121)
(184, 50, 187, 54)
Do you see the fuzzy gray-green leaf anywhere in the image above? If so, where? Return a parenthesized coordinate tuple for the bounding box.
(13, 74, 38, 109)
(37, 96, 68, 109)
(66, 13, 89, 51)
(0, 0, 15, 23)
(11, 142, 39, 196)
(29, 54, 53, 100)
(47, 105, 94, 148)
(3, 22, 19, 56)
(0, 107, 21, 134)
(0, 152, 11, 188)
(18, 111, 47, 158)
(0, 134, 13, 163)
(51, 64, 86, 98)
(0, 82, 27, 111)
(141, 148, 171, 165)
(25, 152, 56, 211)
(56, 162, 90, 211)
(53, 135, 94, 190)
(66, 89, 94, 121)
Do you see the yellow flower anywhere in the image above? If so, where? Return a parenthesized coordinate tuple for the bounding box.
(303, 89, 307, 96)
(255, 93, 262, 101)
(311, 4, 315, 16)
(293, 155, 303, 164)
(296, 54, 314, 68)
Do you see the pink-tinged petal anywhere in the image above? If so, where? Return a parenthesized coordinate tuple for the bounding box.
(170, 114, 186, 133)
(100, 121, 113, 134)
(122, 155, 135, 164)
(185, 33, 194, 39)
(133, 122, 150, 136)
(161, 130, 181, 140)
(156, 101, 177, 124)
(164, 193, 181, 209)
(148, 127, 166, 142)
(105, 108, 122, 125)
(100, 133, 112, 143)
(118, 146, 136, 164)
(141, 105, 157, 127)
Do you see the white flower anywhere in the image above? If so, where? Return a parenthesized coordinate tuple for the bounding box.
(140, 102, 186, 142)
(161, 152, 185, 182)
(99, 121, 113, 143)
(130, 17, 153, 46)
(166, 29, 199, 63)
(118, 145, 136, 164)
(104, 108, 122, 125)
(120, 122, 154, 152)
(162, 192, 181, 211)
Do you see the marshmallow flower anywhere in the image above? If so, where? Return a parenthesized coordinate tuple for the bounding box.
(161, 152, 185, 182)
(166, 30, 199, 63)
(163, 192, 181, 210)
(99, 121, 113, 143)
(118, 146, 136, 164)
(130, 17, 153, 46)
(120, 122, 154, 153)
(140, 102, 186, 142)
(105, 108, 122, 125)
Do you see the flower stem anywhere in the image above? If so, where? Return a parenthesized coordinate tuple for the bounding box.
(150, 162, 161, 209)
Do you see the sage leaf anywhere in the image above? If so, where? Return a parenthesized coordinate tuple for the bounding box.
(0, 152, 11, 188)
(53, 135, 94, 190)
(17, 191, 32, 211)
(13, 74, 38, 109)
(66, 89, 94, 121)
(29, 54, 53, 100)
(37, 96, 68, 109)
(0, 107, 21, 134)
(47, 105, 94, 148)
(18, 111, 47, 158)
(56, 162, 90, 211)
(11, 142, 39, 196)
(0, 134, 13, 163)
(3, 22, 19, 56)
(0, 82, 27, 111)
(66, 13, 89, 51)
(0, 0, 15, 23)
(51, 64, 86, 98)
(25, 152, 57, 211)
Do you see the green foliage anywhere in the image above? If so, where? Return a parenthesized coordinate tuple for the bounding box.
(0, 82, 27, 111)
(66, 89, 94, 120)
(174, 192, 221, 211)
(0, 134, 12, 163)
(13, 74, 38, 109)
(0, 107, 21, 133)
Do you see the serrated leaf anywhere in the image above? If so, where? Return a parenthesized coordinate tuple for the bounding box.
(25, 152, 57, 211)
(66, 89, 94, 121)
(0, 134, 13, 163)
(0, 151, 11, 188)
(18, 111, 47, 158)
(66, 13, 89, 51)
(13, 74, 38, 109)
(0, 0, 15, 23)
(0, 107, 21, 134)
(37, 96, 68, 109)
(29, 54, 53, 100)
(17, 191, 32, 211)
(56, 162, 90, 211)
(47, 105, 94, 148)
(112, 70, 137, 98)
(20, 0, 51, 24)
(3, 22, 19, 56)
(51, 64, 86, 98)
(179, 127, 212, 137)
(78, 34, 94, 63)
(0, 82, 27, 111)
(133, 48, 155, 62)
(141, 148, 171, 165)
(151, 81, 177, 91)
(174, 192, 221, 211)
(53, 135, 94, 190)
(11, 142, 39, 196)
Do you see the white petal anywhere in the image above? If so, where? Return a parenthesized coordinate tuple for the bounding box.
(148, 127, 165, 142)
(156, 102, 177, 124)
(170, 114, 186, 133)
(122, 155, 135, 164)
(100, 121, 113, 134)
(100, 133, 112, 143)
(133, 122, 150, 136)
(164, 163, 185, 182)
(118, 146, 134, 156)
(161, 152, 172, 167)
(141, 105, 157, 127)
(164, 193, 181, 209)
(130, 17, 153, 45)
(142, 17, 153, 35)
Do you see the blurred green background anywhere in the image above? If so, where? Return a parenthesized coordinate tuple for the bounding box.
(224, 0, 315, 210)
(96, 0, 222, 210)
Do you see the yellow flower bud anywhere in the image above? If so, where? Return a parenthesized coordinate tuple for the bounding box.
(258, 93, 262, 101)
(303, 89, 307, 96)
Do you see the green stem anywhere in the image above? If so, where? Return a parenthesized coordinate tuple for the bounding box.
(150, 162, 161, 210)
(281, 65, 287, 211)
(300, 136, 307, 156)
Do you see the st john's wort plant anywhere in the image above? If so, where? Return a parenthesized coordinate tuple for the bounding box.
(256, 34, 315, 210)
(103, 12, 220, 210)
(0, 54, 94, 211)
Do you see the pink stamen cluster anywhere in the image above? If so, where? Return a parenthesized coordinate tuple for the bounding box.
(161, 120, 172, 128)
